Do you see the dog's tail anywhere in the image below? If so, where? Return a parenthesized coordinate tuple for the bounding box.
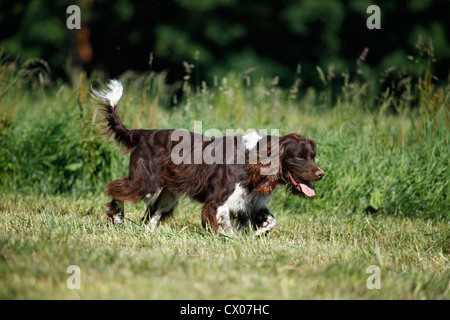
(91, 80, 144, 152)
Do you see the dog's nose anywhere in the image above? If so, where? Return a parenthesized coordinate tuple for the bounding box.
(315, 169, 325, 180)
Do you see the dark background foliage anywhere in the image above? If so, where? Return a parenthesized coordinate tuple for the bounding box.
(1, 0, 449, 88)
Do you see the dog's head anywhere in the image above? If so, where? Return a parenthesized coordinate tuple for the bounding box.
(278, 134, 324, 197)
(248, 133, 324, 197)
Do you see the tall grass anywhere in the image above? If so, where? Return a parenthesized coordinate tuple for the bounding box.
(0, 47, 449, 299)
(0, 48, 448, 219)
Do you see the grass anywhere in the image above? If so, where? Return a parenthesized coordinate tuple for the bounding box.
(1, 193, 448, 299)
(0, 50, 449, 299)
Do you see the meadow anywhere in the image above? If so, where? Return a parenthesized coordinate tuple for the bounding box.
(0, 52, 448, 299)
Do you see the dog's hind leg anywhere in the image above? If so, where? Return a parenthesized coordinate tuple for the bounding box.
(142, 188, 178, 230)
(140, 204, 154, 225)
(141, 188, 162, 225)
(106, 198, 125, 224)
(104, 176, 146, 224)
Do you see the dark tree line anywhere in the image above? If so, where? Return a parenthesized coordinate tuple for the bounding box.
(0, 0, 449, 89)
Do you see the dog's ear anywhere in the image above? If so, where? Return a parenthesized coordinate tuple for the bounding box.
(251, 169, 280, 194)
(247, 137, 284, 194)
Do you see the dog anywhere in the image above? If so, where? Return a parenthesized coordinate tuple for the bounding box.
(92, 80, 324, 235)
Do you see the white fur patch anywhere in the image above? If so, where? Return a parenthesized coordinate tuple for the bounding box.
(91, 79, 123, 106)
(216, 183, 271, 234)
(242, 131, 262, 150)
(223, 184, 250, 215)
(224, 184, 269, 216)
(216, 205, 234, 235)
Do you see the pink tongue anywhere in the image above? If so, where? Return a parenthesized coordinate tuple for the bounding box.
(300, 183, 315, 197)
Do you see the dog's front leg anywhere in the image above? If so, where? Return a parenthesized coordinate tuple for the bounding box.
(216, 205, 235, 236)
(252, 207, 276, 236)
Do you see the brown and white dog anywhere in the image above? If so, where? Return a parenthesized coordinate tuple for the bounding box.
(92, 80, 324, 235)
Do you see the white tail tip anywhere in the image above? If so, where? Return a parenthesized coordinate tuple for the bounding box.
(91, 79, 123, 106)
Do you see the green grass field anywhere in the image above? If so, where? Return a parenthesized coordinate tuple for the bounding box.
(0, 56, 449, 299)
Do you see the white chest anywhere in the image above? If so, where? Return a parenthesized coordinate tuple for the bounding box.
(223, 184, 269, 217)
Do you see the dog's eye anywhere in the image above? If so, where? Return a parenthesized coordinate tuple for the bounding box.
(297, 156, 304, 161)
